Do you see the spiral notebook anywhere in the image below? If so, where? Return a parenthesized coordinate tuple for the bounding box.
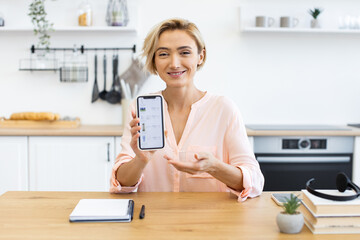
(69, 199, 134, 222)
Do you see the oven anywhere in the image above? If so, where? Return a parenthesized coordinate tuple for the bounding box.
(253, 136, 354, 191)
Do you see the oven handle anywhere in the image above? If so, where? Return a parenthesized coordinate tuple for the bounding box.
(256, 156, 350, 163)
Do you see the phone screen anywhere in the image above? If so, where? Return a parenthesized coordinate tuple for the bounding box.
(136, 95, 165, 150)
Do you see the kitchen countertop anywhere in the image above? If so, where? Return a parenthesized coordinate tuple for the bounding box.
(0, 125, 123, 136)
(246, 126, 360, 136)
(1, 125, 360, 136)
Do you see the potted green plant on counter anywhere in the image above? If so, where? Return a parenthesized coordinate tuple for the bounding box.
(308, 8, 323, 28)
(276, 194, 304, 234)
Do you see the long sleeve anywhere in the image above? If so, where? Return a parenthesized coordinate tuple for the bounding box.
(223, 100, 264, 201)
(110, 101, 143, 193)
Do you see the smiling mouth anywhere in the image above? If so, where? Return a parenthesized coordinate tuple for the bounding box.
(168, 70, 186, 76)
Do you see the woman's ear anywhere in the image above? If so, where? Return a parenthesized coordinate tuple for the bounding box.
(197, 48, 205, 66)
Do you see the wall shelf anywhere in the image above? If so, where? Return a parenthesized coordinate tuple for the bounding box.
(241, 27, 360, 34)
(0, 26, 137, 33)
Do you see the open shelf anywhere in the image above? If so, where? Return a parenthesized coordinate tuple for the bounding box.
(241, 27, 360, 34)
(0, 26, 137, 33)
(0, 27, 33, 31)
(54, 26, 137, 32)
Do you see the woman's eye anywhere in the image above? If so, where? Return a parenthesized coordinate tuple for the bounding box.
(158, 53, 168, 57)
(181, 51, 191, 55)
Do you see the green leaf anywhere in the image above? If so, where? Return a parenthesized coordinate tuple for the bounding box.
(282, 194, 301, 215)
(308, 8, 323, 19)
(28, 0, 55, 48)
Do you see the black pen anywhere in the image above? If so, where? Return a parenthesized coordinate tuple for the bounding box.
(139, 205, 145, 219)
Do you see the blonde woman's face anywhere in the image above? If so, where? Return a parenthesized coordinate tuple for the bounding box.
(154, 30, 204, 88)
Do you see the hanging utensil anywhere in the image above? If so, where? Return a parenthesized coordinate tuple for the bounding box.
(115, 54, 123, 98)
(99, 54, 108, 100)
(105, 53, 121, 104)
(91, 53, 99, 103)
(114, 54, 121, 91)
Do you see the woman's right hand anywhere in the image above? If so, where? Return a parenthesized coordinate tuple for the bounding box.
(129, 109, 167, 164)
(129, 109, 149, 163)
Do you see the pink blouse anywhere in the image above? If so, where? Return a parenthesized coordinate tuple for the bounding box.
(110, 92, 264, 202)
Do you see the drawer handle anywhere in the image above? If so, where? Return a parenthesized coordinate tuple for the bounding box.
(107, 143, 110, 162)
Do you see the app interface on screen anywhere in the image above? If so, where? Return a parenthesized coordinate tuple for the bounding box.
(138, 97, 164, 149)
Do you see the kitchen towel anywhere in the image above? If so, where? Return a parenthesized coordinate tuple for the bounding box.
(120, 58, 150, 97)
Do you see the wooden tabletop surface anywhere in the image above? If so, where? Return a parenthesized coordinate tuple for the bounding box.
(0, 191, 358, 240)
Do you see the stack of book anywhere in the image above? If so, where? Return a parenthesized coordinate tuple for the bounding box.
(301, 189, 360, 234)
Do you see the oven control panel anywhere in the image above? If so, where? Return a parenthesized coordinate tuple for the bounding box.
(253, 136, 353, 153)
(282, 138, 327, 150)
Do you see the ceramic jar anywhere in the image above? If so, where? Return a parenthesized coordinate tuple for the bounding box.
(311, 19, 321, 28)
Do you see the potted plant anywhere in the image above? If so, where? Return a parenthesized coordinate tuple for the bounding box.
(28, 0, 54, 49)
(276, 194, 304, 234)
(28, 0, 58, 70)
(308, 8, 323, 28)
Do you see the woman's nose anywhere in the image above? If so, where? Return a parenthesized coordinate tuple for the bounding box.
(169, 55, 180, 68)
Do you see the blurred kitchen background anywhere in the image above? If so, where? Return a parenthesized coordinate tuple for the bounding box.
(0, 0, 359, 125)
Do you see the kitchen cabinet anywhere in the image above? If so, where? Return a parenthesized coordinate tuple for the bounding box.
(115, 136, 122, 158)
(248, 136, 254, 150)
(0, 136, 28, 195)
(28, 136, 115, 191)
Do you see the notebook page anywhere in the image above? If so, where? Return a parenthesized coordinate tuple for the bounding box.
(70, 199, 130, 219)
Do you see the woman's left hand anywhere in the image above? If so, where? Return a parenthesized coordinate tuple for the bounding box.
(164, 152, 217, 175)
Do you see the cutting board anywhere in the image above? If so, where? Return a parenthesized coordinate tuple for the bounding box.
(0, 118, 80, 129)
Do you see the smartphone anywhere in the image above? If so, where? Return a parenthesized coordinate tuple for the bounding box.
(136, 95, 165, 151)
(271, 193, 294, 206)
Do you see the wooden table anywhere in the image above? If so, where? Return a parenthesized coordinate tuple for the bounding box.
(0, 191, 358, 240)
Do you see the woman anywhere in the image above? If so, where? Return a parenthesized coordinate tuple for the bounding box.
(110, 18, 264, 201)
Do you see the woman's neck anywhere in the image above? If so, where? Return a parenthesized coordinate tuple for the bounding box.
(162, 85, 205, 111)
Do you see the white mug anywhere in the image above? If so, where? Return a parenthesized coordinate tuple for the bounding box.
(255, 16, 275, 27)
(280, 16, 299, 28)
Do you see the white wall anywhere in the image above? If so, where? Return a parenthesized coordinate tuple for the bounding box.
(0, 0, 359, 125)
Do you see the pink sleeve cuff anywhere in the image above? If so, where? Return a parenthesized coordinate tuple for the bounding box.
(109, 158, 143, 193)
(229, 166, 253, 202)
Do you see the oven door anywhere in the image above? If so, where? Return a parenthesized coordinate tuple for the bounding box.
(256, 154, 352, 191)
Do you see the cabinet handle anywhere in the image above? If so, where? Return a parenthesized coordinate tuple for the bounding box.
(107, 143, 110, 162)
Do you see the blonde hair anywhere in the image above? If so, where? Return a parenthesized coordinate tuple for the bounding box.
(142, 18, 206, 75)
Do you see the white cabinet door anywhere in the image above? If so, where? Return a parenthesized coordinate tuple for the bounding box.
(29, 136, 114, 191)
(0, 136, 28, 195)
(115, 136, 122, 157)
(248, 136, 254, 150)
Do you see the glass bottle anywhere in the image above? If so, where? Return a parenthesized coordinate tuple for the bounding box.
(78, 0, 92, 26)
(106, 0, 129, 26)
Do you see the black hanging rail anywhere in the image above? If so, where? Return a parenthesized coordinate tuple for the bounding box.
(30, 44, 136, 54)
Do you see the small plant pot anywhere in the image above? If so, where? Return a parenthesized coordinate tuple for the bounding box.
(311, 19, 321, 28)
(276, 212, 304, 234)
